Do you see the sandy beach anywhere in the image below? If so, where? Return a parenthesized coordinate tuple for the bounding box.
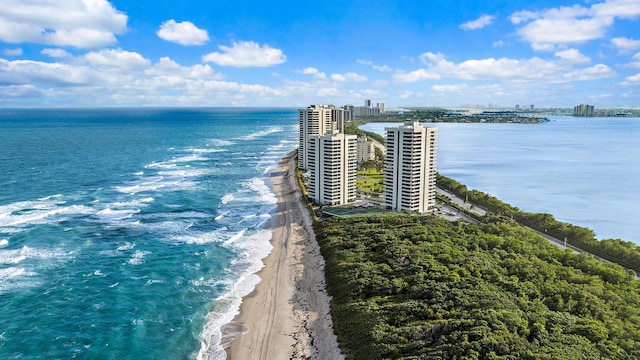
(224, 150, 344, 360)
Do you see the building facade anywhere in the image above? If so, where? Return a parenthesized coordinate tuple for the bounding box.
(307, 130, 358, 206)
(357, 135, 374, 163)
(384, 121, 437, 213)
(298, 104, 344, 170)
(574, 104, 595, 117)
(353, 99, 385, 118)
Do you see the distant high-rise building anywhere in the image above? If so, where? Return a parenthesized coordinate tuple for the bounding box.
(574, 104, 595, 117)
(384, 122, 437, 214)
(307, 130, 357, 205)
(353, 100, 385, 118)
(356, 135, 374, 163)
(530, 104, 535, 111)
(298, 105, 344, 170)
(342, 104, 355, 121)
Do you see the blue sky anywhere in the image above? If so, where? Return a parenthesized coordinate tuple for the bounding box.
(1, 0, 639, 108)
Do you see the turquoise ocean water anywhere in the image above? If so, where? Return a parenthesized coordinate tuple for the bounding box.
(0, 108, 298, 359)
(363, 116, 640, 244)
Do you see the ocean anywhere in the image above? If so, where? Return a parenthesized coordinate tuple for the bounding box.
(362, 116, 640, 244)
(0, 108, 298, 359)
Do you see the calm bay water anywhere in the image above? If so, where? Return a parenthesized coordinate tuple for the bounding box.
(362, 116, 640, 244)
(0, 108, 298, 359)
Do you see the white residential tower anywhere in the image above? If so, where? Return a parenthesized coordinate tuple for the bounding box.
(307, 130, 358, 206)
(384, 121, 437, 213)
(298, 104, 344, 170)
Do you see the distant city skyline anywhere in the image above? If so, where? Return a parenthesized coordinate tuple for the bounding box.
(1, 0, 639, 108)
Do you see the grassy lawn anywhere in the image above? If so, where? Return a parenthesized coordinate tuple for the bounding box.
(357, 169, 383, 193)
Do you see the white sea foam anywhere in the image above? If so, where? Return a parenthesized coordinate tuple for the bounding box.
(0, 267, 25, 280)
(128, 250, 150, 265)
(111, 197, 154, 208)
(197, 228, 274, 360)
(186, 147, 226, 154)
(170, 154, 209, 163)
(145, 279, 164, 286)
(157, 168, 209, 178)
(116, 242, 136, 251)
(145, 162, 177, 170)
(246, 177, 277, 205)
(220, 194, 233, 205)
(222, 229, 246, 247)
(96, 208, 140, 222)
(0, 267, 38, 294)
(0, 248, 25, 265)
(0, 200, 94, 230)
(37, 194, 63, 201)
(0, 246, 70, 293)
(238, 126, 283, 141)
(150, 219, 194, 233)
(171, 227, 228, 245)
(208, 139, 235, 147)
(0, 239, 8, 248)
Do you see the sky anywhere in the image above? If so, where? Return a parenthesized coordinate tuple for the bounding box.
(0, 0, 639, 108)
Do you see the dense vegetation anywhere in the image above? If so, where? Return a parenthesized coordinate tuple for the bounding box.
(436, 174, 640, 273)
(316, 215, 640, 359)
(344, 121, 386, 145)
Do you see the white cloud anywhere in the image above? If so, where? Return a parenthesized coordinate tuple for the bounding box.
(84, 49, 151, 70)
(3, 48, 22, 56)
(398, 52, 614, 84)
(203, 41, 286, 68)
(157, 20, 209, 46)
(432, 84, 469, 92)
(0, 58, 93, 86)
(300, 67, 326, 79)
(330, 72, 368, 82)
(399, 90, 413, 99)
(611, 37, 640, 53)
(565, 64, 616, 81)
(508, 1, 640, 51)
(628, 52, 640, 68)
(621, 72, 640, 85)
(0, 55, 281, 106)
(460, 14, 495, 30)
(554, 49, 591, 64)
(42, 48, 72, 58)
(591, 0, 640, 18)
(0, 0, 128, 48)
(493, 40, 504, 48)
(357, 59, 393, 72)
(394, 69, 441, 83)
(345, 72, 368, 82)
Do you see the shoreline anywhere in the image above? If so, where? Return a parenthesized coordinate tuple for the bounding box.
(223, 150, 343, 359)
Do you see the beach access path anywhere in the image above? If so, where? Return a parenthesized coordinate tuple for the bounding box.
(225, 150, 344, 360)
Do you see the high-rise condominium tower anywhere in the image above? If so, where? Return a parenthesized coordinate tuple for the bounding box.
(384, 121, 437, 213)
(298, 105, 344, 170)
(307, 130, 357, 205)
